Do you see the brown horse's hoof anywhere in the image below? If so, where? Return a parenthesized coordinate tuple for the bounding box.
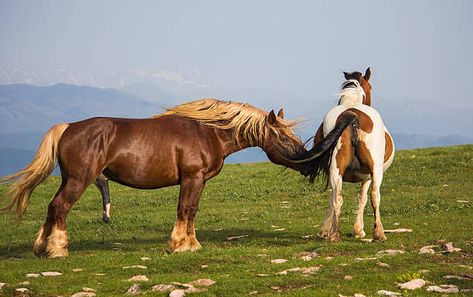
(189, 238, 202, 251)
(167, 237, 202, 253)
(353, 229, 366, 239)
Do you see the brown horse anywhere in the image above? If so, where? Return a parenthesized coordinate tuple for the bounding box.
(1, 98, 315, 258)
(290, 68, 395, 241)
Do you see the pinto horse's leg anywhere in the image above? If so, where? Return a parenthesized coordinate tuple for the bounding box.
(95, 175, 111, 223)
(353, 179, 371, 238)
(370, 167, 387, 241)
(328, 174, 344, 241)
(167, 175, 204, 253)
(33, 178, 88, 258)
(319, 195, 335, 239)
(319, 167, 344, 240)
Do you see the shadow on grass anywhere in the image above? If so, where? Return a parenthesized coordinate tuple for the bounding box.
(0, 227, 319, 258)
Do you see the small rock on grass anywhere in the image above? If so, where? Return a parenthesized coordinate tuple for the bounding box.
(226, 235, 248, 241)
(169, 289, 186, 297)
(41, 271, 62, 277)
(14, 288, 30, 297)
(419, 245, 437, 254)
(344, 275, 353, 280)
(354, 257, 378, 261)
(82, 287, 95, 292)
(72, 268, 83, 272)
(377, 290, 401, 296)
(297, 251, 318, 261)
(0, 282, 6, 291)
(271, 259, 288, 264)
(26, 273, 39, 278)
(444, 274, 472, 280)
(71, 292, 96, 297)
(276, 267, 301, 275)
(249, 291, 258, 295)
(426, 284, 459, 293)
(444, 242, 462, 253)
(126, 284, 142, 295)
(376, 250, 405, 256)
(188, 278, 216, 286)
(152, 284, 176, 292)
(301, 266, 320, 275)
(123, 265, 147, 270)
(377, 262, 390, 268)
(140, 257, 151, 261)
(397, 278, 425, 290)
(384, 228, 412, 233)
(128, 275, 149, 282)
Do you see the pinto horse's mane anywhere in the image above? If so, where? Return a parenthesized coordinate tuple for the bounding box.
(154, 98, 300, 147)
(338, 79, 365, 106)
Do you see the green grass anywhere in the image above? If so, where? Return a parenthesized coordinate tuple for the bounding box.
(1, 145, 472, 296)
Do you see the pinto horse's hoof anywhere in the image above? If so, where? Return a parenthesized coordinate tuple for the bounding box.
(317, 230, 329, 239)
(373, 230, 387, 241)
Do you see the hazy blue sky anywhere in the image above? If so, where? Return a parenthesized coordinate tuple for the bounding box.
(1, 1, 472, 136)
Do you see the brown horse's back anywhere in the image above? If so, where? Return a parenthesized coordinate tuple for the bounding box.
(58, 115, 226, 189)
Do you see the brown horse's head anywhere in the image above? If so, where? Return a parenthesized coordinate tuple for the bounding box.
(262, 108, 307, 169)
(343, 67, 372, 106)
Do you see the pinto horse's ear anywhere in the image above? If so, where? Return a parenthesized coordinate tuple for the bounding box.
(364, 67, 371, 81)
(277, 108, 284, 119)
(343, 71, 351, 80)
(267, 110, 277, 125)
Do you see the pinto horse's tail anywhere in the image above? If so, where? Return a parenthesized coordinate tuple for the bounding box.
(290, 112, 358, 188)
(0, 123, 69, 220)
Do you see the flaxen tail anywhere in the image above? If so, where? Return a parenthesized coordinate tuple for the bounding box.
(0, 123, 69, 220)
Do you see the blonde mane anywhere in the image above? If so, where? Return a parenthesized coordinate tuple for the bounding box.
(338, 79, 365, 106)
(154, 98, 300, 147)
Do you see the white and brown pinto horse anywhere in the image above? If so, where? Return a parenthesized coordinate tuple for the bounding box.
(292, 68, 395, 241)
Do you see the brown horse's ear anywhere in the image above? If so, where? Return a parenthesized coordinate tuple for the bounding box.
(267, 110, 277, 125)
(277, 108, 284, 119)
(364, 67, 371, 81)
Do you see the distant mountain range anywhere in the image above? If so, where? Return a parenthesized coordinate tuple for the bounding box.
(0, 83, 471, 176)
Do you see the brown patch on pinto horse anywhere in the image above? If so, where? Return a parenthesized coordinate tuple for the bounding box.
(384, 132, 394, 162)
(346, 108, 373, 133)
(335, 128, 356, 176)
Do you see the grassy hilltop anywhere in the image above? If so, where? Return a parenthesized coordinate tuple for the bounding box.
(0, 145, 472, 296)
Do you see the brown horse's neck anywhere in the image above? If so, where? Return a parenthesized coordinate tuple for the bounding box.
(216, 128, 254, 158)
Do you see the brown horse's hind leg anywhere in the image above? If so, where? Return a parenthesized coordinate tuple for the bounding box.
(167, 176, 204, 253)
(33, 178, 88, 258)
(95, 175, 111, 223)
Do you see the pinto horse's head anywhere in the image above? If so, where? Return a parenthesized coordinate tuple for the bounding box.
(343, 67, 372, 106)
(262, 108, 307, 170)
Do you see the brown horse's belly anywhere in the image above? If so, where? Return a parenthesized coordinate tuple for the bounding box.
(103, 157, 180, 189)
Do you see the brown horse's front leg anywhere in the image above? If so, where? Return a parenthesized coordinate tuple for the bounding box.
(167, 176, 204, 253)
